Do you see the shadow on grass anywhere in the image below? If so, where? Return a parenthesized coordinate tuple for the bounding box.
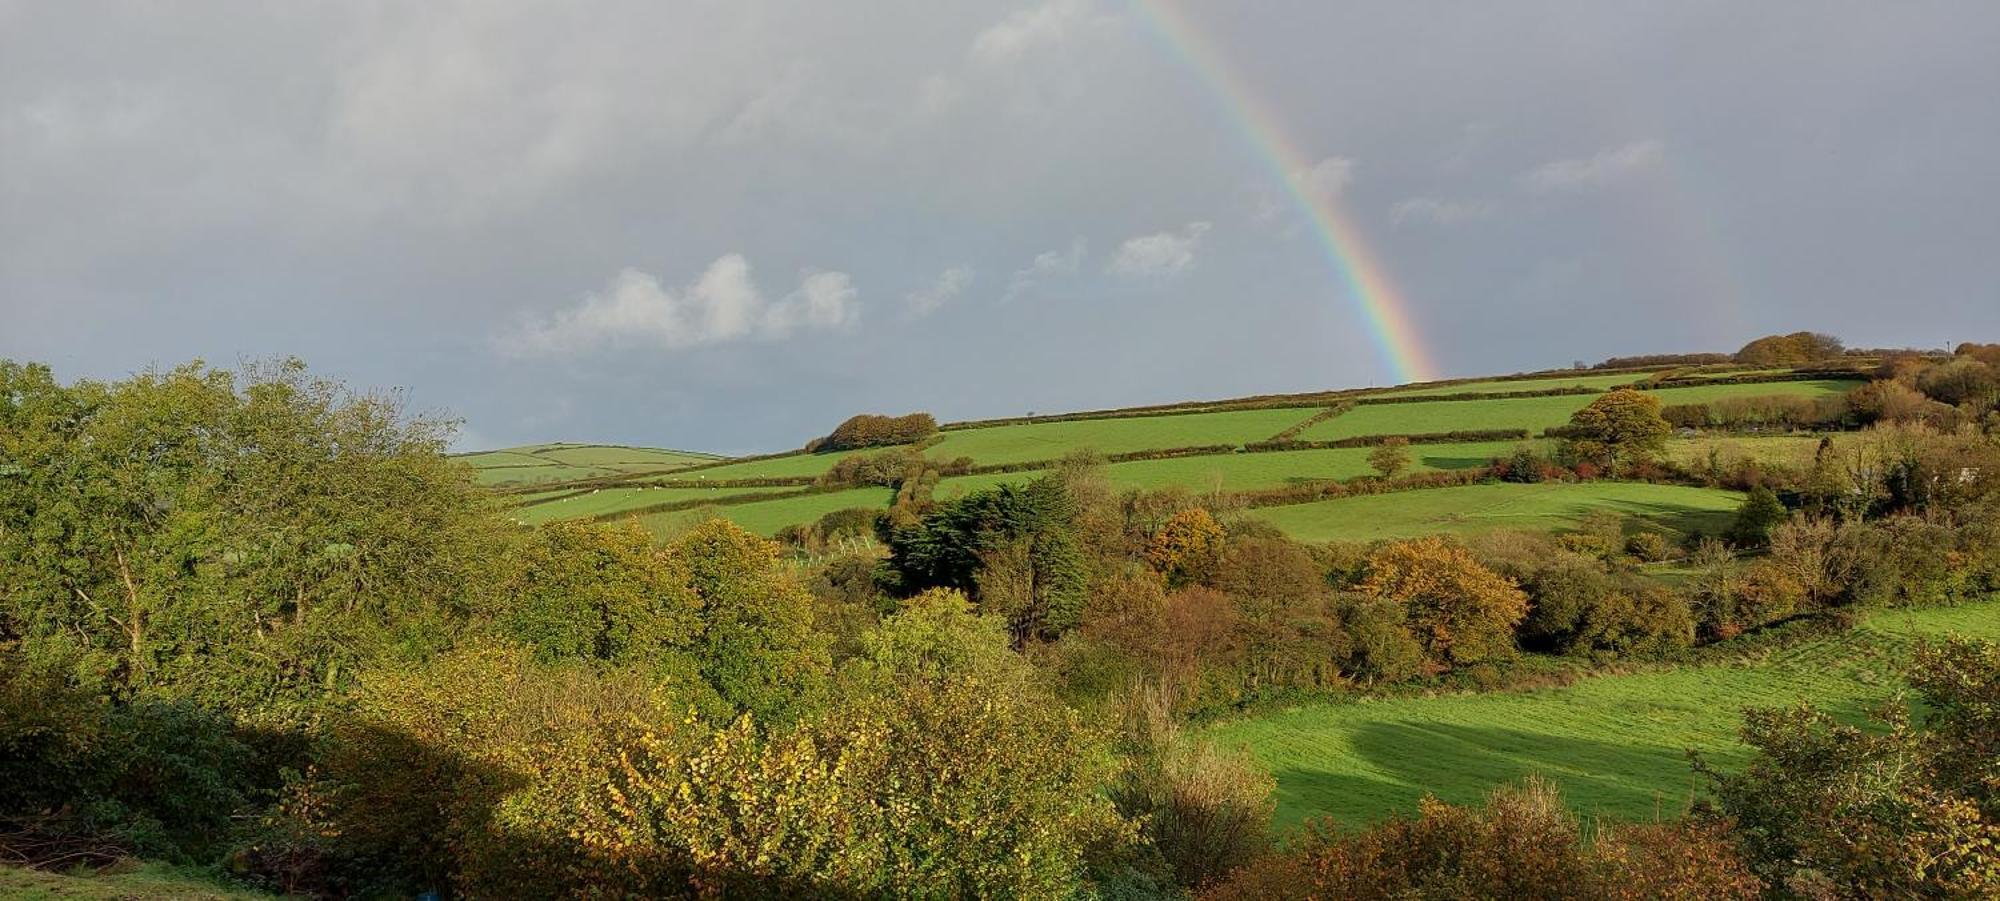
(1268, 722, 1700, 829)
(1591, 498, 1736, 538)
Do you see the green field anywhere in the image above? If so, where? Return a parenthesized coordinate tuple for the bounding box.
(509, 484, 800, 524)
(935, 440, 1544, 498)
(1243, 482, 1744, 543)
(1297, 380, 1860, 442)
(1664, 435, 1854, 469)
(1631, 378, 1862, 405)
(926, 406, 1324, 466)
(635, 447, 885, 483)
(1207, 598, 2000, 830)
(637, 487, 897, 537)
(1373, 372, 1640, 398)
(458, 443, 719, 487)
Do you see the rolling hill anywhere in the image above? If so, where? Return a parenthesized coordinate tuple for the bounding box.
(468, 363, 1866, 541)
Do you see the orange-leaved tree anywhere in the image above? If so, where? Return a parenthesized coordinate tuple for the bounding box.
(1359, 536, 1528, 668)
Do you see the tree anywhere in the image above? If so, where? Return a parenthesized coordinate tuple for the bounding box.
(0, 358, 493, 719)
(666, 519, 832, 723)
(1367, 436, 1412, 479)
(497, 521, 704, 671)
(884, 477, 1088, 646)
(1359, 537, 1529, 668)
(1734, 331, 1844, 365)
(1728, 486, 1787, 548)
(1145, 507, 1225, 587)
(1561, 389, 1672, 468)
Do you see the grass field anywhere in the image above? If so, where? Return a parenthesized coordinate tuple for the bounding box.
(1373, 373, 1640, 398)
(1243, 482, 1744, 543)
(1206, 598, 2000, 830)
(636, 487, 896, 537)
(509, 484, 800, 524)
(1632, 378, 1863, 405)
(459, 443, 718, 486)
(1297, 380, 1860, 442)
(934, 440, 1546, 499)
(0, 862, 271, 900)
(1664, 435, 1853, 470)
(926, 406, 1325, 466)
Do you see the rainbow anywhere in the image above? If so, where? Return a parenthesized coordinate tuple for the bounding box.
(1134, 1, 1439, 384)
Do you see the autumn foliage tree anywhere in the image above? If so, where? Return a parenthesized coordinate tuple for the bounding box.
(1146, 507, 1226, 587)
(1359, 537, 1528, 668)
(1734, 331, 1845, 365)
(1561, 388, 1672, 468)
(807, 412, 938, 452)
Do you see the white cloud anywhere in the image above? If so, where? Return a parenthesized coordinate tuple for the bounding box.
(1108, 221, 1211, 278)
(1391, 196, 1496, 226)
(1004, 237, 1087, 301)
(906, 265, 974, 316)
(969, 0, 1106, 66)
(499, 254, 857, 356)
(1292, 156, 1354, 199)
(1522, 140, 1665, 191)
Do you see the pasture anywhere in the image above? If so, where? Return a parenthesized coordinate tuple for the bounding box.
(925, 406, 1325, 465)
(1207, 598, 2000, 830)
(459, 443, 717, 486)
(1242, 482, 1743, 543)
(1296, 380, 1860, 442)
(637, 486, 897, 537)
(508, 484, 799, 525)
(1372, 372, 1639, 398)
(933, 440, 1543, 500)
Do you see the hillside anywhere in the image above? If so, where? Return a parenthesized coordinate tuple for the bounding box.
(483, 363, 1865, 542)
(8, 343, 1999, 897)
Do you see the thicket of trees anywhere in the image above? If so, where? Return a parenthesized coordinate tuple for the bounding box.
(1735, 331, 1847, 365)
(805, 411, 939, 452)
(5, 344, 2000, 898)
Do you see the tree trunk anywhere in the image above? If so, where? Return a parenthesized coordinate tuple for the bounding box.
(115, 548, 144, 683)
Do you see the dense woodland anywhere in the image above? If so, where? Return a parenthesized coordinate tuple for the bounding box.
(5, 337, 2000, 898)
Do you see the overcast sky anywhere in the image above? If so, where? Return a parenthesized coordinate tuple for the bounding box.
(4, 1, 1997, 454)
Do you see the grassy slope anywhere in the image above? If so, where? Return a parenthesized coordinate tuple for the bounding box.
(1298, 380, 1860, 442)
(0, 862, 272, 900)
(509, 485, 799, 525)
(925, 407, 1324, 466)
(1243, 482, 1744, 543)
(460, 443, 718, 487)
(1374, 373, 1640, 398)
(934, 440, 1546, 499)
(636, 487, 897, 537)
(1207, 599, 2000, 831)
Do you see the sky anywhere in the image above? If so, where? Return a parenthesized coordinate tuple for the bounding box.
(3, 1, 1997, 454)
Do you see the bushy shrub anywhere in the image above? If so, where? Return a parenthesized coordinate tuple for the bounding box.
(1494, 444, 1554, 483)
(1111, 697, 1275, 892)
(1201, 778, 1761, 900)
(1698, 640, 2000, 897)
(0, 659, 260, 865)
(1337, 595, 1427, 683)
(1518, 555, 1693, 658)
